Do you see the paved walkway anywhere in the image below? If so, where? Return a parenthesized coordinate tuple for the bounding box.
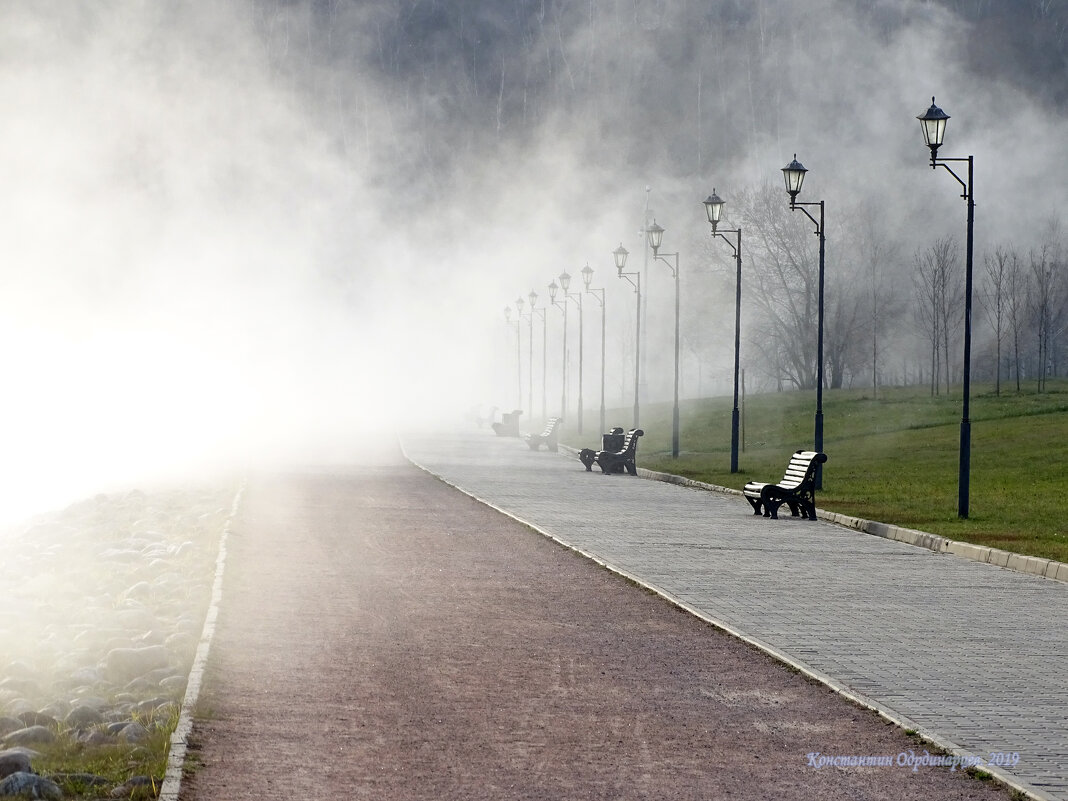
(401, 428, 1068, 801)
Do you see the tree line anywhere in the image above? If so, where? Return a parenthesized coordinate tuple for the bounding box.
(687, 187, 1066, 398)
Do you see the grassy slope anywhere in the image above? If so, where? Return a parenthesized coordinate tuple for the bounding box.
(563, 379, 1068, 563)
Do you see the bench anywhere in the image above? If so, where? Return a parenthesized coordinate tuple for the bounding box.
(526, 417, 561, 451)
(743, 450, 828, 520)
(579, 428, 643, 475)
(578, 428, 623, 470)
(491, 409, 523, 437)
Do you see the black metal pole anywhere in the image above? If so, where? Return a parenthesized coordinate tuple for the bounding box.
(584, 285, 607, 434)
(527, 311, 534, 421)
(709, 221, 744, 474)
(731, 228, 742, 473)
(959, 155, 974, 518)
(815, 200, 825, 489)
(561, 299, 568, 420)
(515, 318, 522, 411)
(928, 153, 974, 518)
(600, 296, 606, 433)
(672, 254, 680, 458)
(787, 199, 826, 489)
(634, 278, 641, 428)
(577, 295, 584, 434)
(540, 310, 547, 421)
(650, 247, 681, 457)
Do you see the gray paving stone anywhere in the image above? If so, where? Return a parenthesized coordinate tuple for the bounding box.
(402, 429, 1068, 800)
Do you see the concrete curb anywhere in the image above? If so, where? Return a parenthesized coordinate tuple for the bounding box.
(559, 446, 1068, 586)
(159, 482, 246, 801)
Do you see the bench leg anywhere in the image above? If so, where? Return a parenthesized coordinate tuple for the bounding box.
(759, 487, 786, 519)
(579, 449, 596, 471)
(745, 496, 763, 515)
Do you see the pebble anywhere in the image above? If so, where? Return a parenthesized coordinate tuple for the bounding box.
(0, 771, 62, 800)
(0, 750, 32, 779)
(2, 726, 54, 747)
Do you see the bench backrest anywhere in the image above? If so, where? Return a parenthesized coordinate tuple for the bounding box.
(778, 450, 827, 489)
(616, 428, 644, 456)
(541, 417, 560, 436)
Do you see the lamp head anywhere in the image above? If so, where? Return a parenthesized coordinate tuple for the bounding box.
(782, 155, 807, 205)
(581, 263, 594, 288)
(528, 290, 538, 308)
(515, 296, 524, 313)
(548, 279, 558, 302)
(646, 220, 665, 254)
(917, 96, 950, 164)
(703, 190, 725, 233)
(559, 270, 571, 292)
(504, 306, 512, 322)
(613, 243, 629, 274)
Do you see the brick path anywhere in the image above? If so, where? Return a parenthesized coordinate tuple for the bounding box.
(401, 429, 1068, 801)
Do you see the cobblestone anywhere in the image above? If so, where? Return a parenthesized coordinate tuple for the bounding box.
(403, 429, 1068, 801)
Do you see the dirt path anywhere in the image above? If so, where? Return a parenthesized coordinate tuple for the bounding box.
(179, 446, 1009, 800)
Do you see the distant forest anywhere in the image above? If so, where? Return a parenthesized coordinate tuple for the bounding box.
(254, 0, 1068, 187)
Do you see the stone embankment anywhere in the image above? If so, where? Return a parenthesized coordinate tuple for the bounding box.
(0, 486, 233, 799)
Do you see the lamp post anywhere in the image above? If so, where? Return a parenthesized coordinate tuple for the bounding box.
(646, 220, 681, 458)
(703, 190, 743, 473)
(504, 305, 521, 410)
(548, 277, 568, 421)
(582, 263, 607, 434)
(560, 270, 585, 434)
(516, 295, 534, 421)
(782, 155, 826, 489)
(615, 243, 641, 429)
(918, 96, 975, 519)
(528, 290, 547, 422)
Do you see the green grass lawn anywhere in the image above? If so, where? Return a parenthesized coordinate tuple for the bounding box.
(562, 379, 1068, 563)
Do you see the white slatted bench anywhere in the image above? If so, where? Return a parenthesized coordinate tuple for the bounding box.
(526, 417, 562, 451)
(587, 428, 643, 475)
(743, 450, 827, 520)
(491, 409, 523, 437)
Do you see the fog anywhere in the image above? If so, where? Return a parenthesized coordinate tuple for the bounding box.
(1, 0, 1065, 522)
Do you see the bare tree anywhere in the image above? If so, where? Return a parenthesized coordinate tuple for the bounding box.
(1028, 219, 1065, 391)
(844, 201, 904, 397)
(981, 244, 1013, 395)
(913, 246, 941, 395)
(1006, 247, 1029, 391)
(913, 238, 962, 395)
(734, 183, 821, 391)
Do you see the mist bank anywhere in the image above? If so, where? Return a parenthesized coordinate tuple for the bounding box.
(2, 0, 1066, 520)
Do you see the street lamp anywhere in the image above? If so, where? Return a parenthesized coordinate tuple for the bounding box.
(504, 305, 521, 410)
(528, 290, 547, 422)
(646, 220, 681, 459)
(782, 154, 826, 489)
(615, 243, 641, 428)
(703, 189, 744, 473)
(582, 263, 607, 434)
(548, 277, 568, 421)
(560, 269, 585, 434)
(918, 96, 975, 519)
